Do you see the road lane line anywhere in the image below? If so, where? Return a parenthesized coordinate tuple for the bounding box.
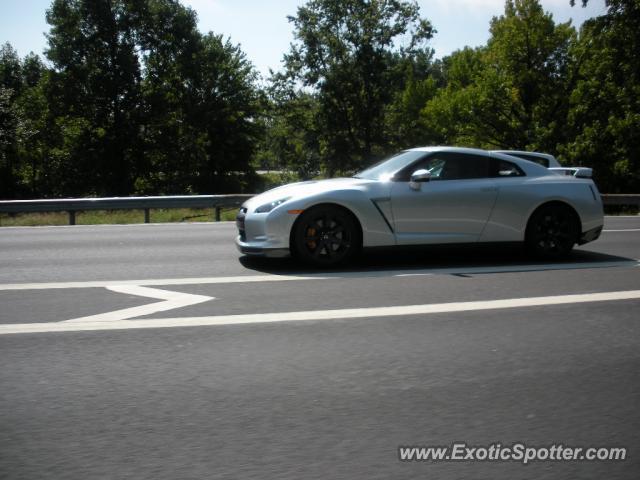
(62, 286, 214, 323)
(0, 275, 323, 291)
(0, 260, 638, 291)
(391, 260, 639, 276)
(2, 290, 639, 335)
(603, 229, 640, 232)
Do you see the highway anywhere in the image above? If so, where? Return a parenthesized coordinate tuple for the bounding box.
(1, 216, 639, 479)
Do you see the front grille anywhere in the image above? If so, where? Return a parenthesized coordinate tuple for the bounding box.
(236, 207, 247, 241)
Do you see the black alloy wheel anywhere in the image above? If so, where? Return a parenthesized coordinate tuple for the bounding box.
(292, 206, 360, 266)
(526, 204, 579, 259)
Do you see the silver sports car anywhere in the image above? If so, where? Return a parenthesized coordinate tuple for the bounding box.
(236, 147, 604, 266)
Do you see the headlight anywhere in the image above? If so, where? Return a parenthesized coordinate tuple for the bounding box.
(254, 197, 291, 213)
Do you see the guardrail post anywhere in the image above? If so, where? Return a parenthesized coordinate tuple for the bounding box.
(215, 206, 221, 222)
(144, 208, 150, 223)
(69, 211, 76, 225)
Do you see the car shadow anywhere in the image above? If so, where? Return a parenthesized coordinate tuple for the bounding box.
(238, 244, 637, 278)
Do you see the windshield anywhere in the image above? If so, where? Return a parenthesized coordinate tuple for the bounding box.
(355, 150, 429, 181)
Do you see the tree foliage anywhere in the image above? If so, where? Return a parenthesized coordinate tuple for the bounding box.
(1, 0, 639, 198)
(1, 0, 262, 198)
(562, 0, 640, 191)
(44, 0, 144, 195)
(423, 0, 576, 152)
(0, 44, 50, 198)
(277, 0, 434, 174)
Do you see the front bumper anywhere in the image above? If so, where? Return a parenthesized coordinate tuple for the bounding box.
(235, 237, 290, 257)
(235, 206, 292, 257)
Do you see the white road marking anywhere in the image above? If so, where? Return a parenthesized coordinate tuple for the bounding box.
(0, 260, 638, 291)
(62, 285, 214, 323)
(392, 260, 639, 277)
(0, 275, 322, 291)
(603, 229, 640, 232)
(1, 290, 639, 335)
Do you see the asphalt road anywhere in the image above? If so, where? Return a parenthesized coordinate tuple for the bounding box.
(1, 216, 639, 479)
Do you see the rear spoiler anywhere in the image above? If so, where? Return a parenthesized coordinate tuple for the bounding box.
(548, 167, 593, 179)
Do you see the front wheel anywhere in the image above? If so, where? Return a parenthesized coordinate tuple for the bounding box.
(525, 204, 579, 259)
(291, 206, 360, 267)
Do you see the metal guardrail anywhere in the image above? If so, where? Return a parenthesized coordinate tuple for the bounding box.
(600, 194, 640, 206)
(0, 195, 254, 225)
(0, 194, 637, 225)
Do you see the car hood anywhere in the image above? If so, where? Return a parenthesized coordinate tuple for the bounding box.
(244, 177, 375, 211)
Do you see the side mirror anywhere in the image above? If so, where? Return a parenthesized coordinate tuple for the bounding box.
(409, 169, 431, 190)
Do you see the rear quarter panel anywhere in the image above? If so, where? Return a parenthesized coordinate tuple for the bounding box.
(480, 176, 604, 242)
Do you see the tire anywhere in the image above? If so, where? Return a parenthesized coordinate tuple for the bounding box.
(291, 205, 360, 267)
(525, 204, 580, 259)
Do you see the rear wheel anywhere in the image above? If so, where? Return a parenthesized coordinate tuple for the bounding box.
(525, 204, 579, 259)
(291, 206, 360, 267)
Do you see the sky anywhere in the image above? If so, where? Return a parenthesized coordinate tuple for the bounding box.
(1, 0, 607, 78)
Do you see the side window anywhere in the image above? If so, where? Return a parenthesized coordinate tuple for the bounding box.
(440, 153, 490, 180)
(394, 152, 490, 181)
(491, 158, 525, 177)
(393, 154, 439, 181)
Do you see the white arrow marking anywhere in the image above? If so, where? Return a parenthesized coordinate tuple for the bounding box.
(2, 289, 638, 335)
(63, 285, 214, 323)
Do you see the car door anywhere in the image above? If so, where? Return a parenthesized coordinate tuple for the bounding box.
(389, 151, 499, 245)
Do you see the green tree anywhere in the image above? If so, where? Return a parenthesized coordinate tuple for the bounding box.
(0, 44, 48, 198)
(43, 0, 262, 196)
(258, 82, 322, 180)
(136, 0, 262, 194)
(278, 0, 433, 175)
(0, 44, 23, 198)
(14, 54, 50, 197)
(186, 33, 263, 193)
(0, 86, 20, 198)
(564, 0, 640, 192)
(0, 43, 23, 95)
(420, 47, 486, 146)
(423, 0, 576, 151)
(45, 0, 144, 195)
(385, 50, 441, 149)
